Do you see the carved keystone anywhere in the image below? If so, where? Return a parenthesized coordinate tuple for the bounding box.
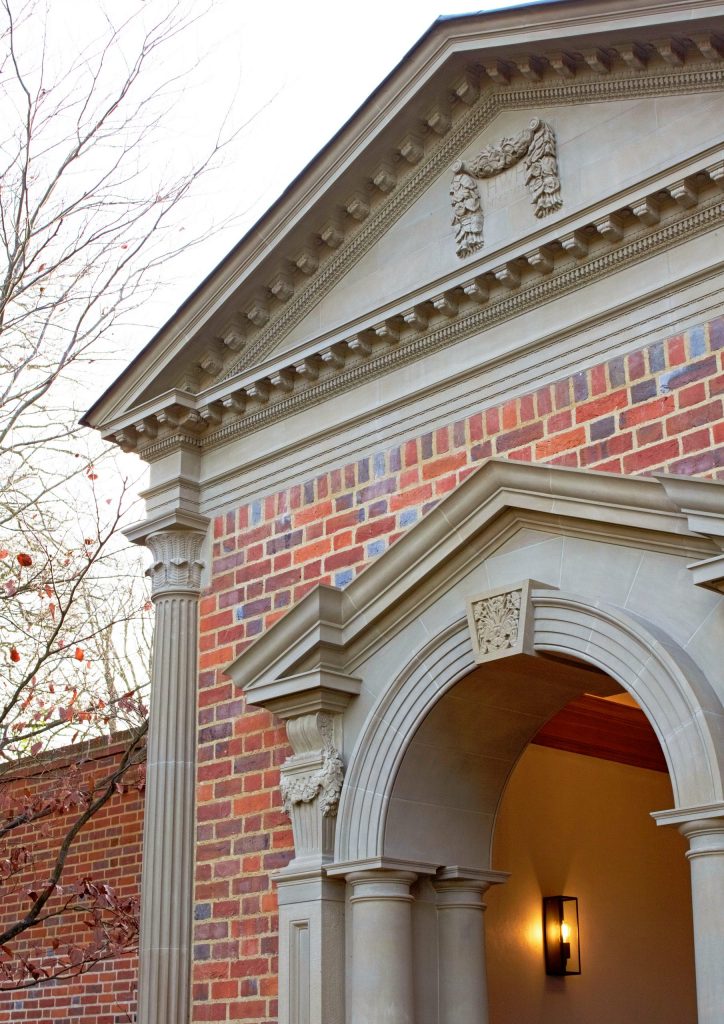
(465, 580, 556, 664)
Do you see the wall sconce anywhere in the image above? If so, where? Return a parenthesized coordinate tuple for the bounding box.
(543, 896, 581, 976)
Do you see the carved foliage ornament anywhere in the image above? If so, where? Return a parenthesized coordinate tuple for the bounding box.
(145, 530, 205, 598)
(450, 118, 562, 258)
(279, 712, 345, 818)
(466, 580, 555, 664)
(472, 589, 522, 656)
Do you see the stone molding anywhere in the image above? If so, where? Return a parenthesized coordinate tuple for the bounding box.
(145, 530, 206, 597)
(228, 459, 723, 697)
(245, 670, 360, 869)
(108, 170, 724, 459)
(221, 53, 724, 379)
(90, 37, 724, 453)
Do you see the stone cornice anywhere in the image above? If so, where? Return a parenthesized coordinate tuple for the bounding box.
(105, 156, 724, 460)
(85, 14, 724, 435)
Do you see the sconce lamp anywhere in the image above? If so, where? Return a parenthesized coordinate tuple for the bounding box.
(543, 895, 581, 976)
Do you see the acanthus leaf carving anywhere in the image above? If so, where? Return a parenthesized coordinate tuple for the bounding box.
(470, 589, 522, 656)
(450, 118, 562, 258)
(280, 712, 345, 819)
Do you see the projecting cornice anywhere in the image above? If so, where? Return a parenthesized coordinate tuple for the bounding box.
(83, 1, 724, 443)
(101, 152, 724, 459)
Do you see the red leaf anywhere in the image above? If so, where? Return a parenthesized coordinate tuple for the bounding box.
(16, 553, 32, 567)
(0, 549, 8, 559)
(74, 648, 84, 662)
(9, 648, 20, 663)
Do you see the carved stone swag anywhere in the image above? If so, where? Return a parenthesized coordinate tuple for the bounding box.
(450, 117, 563, 257)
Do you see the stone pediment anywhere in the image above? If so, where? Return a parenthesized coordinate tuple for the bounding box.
(228, 459, 724, 700)
(82, 2, 724, 461)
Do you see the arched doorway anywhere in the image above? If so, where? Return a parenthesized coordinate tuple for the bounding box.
(486, 688, 696, 1023)
(333, 594, 722, 1024)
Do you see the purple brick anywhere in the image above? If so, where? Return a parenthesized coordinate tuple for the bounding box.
(590, 416, 615, 441)
(709, 316, 724, 351)
(572, 372, 589, 402)
(630, 378, 657, 403)
(421, 431, 434, 458)
(647, 341, 666, 373)
(608, 356, 626, 388)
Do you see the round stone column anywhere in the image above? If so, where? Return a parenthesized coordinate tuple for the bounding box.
(679, 816, 724, 1024)
(347, 869, 417, 1024)
(136, 529, 205, 1024)
(432, 868, 508, 1024)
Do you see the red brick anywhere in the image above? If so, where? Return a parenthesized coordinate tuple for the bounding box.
(324, 546, 365, 571)
(535, 426, 586, 459)
(622, 439, 680, 473)
(356, 516, 396, 542)
(390, 483, 433, 512)
(618, 396, 672, 428)
(575, 389, 628, 423)
(665, 400, 722, 437)
(421, 452, 467, 480)
(495, 422, 544, 453)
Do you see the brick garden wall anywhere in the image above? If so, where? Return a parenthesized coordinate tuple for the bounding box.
(193, 316, 724, 1022)
(0, 736, 144, 1024)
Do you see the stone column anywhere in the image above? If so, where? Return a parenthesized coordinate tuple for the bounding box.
(432, 868, 508, 1024)
(678, 816, 724, 1024)
(136, 529, 205, 1024)
(347, 869, 418, 1024)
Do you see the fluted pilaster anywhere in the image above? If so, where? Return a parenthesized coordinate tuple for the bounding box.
(137, 529, 206, 1024)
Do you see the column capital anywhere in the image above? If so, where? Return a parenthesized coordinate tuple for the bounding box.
(652, 801, 724, 830)
(145, 528, 207, 598)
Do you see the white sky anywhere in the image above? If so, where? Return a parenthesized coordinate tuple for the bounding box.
(49, 0, 542, 399)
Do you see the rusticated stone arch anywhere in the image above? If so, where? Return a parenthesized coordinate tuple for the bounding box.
(335, 589, 724, 867)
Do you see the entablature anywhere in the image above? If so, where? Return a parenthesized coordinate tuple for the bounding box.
(100, 153, 724, 460)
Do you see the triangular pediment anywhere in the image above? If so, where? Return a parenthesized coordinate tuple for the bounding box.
(82, 2, 724, 461)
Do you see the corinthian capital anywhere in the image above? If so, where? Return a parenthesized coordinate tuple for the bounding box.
(145, 529, 206, 598)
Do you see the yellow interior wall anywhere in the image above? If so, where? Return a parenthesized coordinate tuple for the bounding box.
(486, 744, 697, 1024)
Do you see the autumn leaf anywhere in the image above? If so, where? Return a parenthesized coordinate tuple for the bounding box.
(0, 549, 8, 558)
(9, 648, 20, 663)
(16, 553, 33, 567)
(74, 648, 84, 662)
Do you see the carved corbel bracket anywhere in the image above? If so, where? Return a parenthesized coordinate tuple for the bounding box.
(246, 669, 361, 868)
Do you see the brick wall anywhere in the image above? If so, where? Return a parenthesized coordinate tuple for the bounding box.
(0, 736, 144, 1024)
(193, 316, 724, 1022)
